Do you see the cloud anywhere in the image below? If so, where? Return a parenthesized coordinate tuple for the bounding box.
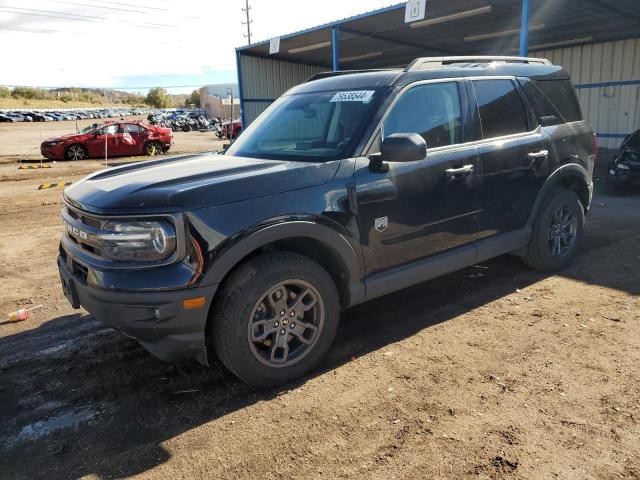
(0, 0, 393, 91)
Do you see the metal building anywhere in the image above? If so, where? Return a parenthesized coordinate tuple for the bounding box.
(235, 0, 640, 147)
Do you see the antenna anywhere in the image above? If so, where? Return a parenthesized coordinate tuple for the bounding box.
(242, 0, 252, 45)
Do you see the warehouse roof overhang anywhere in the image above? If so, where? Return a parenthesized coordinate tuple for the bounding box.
(237, 0, 640, 70)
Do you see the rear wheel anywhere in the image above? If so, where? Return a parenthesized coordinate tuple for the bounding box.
(523, 188, 584, 272)
(65, 144, 87, 161)
(210, 252, 340, 387)
(145, 141, 163, 156)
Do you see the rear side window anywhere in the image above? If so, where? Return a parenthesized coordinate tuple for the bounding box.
(383, 82, 463, 148)
(535, 80, 582, 122)
(472, 79, 529, 138)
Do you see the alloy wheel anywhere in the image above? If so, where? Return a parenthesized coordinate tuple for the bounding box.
(67, 145, 86, 160)
(548, 205, 578, 257)
(248, 279, 324, 368)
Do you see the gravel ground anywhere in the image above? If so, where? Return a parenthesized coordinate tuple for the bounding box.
(0, 124, 638, 480)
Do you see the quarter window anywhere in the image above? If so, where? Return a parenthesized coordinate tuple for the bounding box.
(383, 82, 463, 148)
(472, 80, 529, 138)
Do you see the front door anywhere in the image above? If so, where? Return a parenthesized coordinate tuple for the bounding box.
(85, 123, 120, 157)
(355, 80, 483, 277)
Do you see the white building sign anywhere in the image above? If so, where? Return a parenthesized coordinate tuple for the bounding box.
(269, 37, 281, 54)
(405, 0, 426, 23)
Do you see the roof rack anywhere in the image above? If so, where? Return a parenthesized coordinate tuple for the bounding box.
(406, 56, 552, 71)
(306, 69, 396, 82)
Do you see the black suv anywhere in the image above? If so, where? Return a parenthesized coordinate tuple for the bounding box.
(58, 56, 595, 386)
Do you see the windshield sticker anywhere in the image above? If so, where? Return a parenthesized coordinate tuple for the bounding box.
(330, 90, 375, 103)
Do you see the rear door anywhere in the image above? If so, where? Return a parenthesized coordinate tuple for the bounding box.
(355, 79, 483, 277)
(122, 123, 146, 155)
(470, 78, 551, 237)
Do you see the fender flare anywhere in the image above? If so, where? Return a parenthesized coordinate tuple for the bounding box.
(527, 163, 591, 226)
(200, 221, 366, 307)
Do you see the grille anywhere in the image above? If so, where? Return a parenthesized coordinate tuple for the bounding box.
(62, 205, 105, 259)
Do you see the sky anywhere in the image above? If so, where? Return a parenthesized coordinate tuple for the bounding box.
(0, 0, 396, 94)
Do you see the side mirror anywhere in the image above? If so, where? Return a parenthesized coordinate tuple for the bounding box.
(381, 133, 427, 162)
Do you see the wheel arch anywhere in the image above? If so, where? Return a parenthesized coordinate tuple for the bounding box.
(201, 221, 365, 309)
(527, 163, 592, 226)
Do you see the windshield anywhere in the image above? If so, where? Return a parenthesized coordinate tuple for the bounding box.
(226, 89, 382, 161)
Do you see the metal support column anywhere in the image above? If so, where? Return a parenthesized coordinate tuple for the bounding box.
(332, 26, 340, 71)
(519, 0, 530, 56)
(235, 49, 246, 129)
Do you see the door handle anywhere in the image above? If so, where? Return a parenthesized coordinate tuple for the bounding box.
(445, 165, 474, 178)
(527, 150, 549, 159)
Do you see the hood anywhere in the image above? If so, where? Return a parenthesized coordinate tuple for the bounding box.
(64, 152, 340, 214)
(43, 133, 89, 143)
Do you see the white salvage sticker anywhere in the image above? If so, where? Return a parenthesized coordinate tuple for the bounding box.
(330, 90, 375, 103)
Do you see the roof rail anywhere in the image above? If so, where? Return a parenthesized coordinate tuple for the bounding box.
(406, 56, 552, 71)
(306, 69, 396, 82)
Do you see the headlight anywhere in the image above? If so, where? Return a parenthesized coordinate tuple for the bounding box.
(616, 163, 631, 170)
(100, 220, 176, 262)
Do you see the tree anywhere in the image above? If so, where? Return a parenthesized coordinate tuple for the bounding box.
(184, 89, 200, 108)
(145, 87, 171, 108)
(0, 86, 10, 98)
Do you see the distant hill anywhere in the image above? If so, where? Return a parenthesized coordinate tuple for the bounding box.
(0, 86, 190, 109)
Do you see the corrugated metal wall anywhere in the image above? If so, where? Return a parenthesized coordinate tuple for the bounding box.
(238, 54, 329, 126)
(531, 38, 640, 149)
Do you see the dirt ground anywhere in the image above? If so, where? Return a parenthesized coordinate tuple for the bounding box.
(0, 122, 638, 480)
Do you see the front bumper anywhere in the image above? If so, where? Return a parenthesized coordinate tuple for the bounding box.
(41, 144, 65, 160)
(57, 254, 216, 364)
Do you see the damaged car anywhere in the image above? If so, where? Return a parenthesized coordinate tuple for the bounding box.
(609, 129, 640, 188)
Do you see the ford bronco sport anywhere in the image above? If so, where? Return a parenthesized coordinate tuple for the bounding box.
(58, 56, 596, 386)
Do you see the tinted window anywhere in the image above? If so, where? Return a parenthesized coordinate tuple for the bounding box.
(473, 80, 529, 138)
(535, 80, 582, 122)
(384, 82, 462, 148)
(518, 78, 563, 126)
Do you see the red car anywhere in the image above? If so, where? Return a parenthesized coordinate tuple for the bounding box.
(40, 121, 173, 160)
(221, 120, 242, 139)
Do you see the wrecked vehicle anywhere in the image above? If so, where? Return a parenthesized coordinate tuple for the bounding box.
(41, 121, 172, 160)
(58, 56, 595, 387)
(609, 129, 640, 188)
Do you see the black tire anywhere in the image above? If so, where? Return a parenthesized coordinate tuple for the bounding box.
(64, 144, 87, 161)
(523, 188, 584, 272)
(210, 251, 340, 387)
(145, 141, 163, 156)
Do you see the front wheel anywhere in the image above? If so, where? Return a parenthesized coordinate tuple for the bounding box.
(523, 188, 584, 272)
(210, 252, 340, 387)
(65, 144, 87, 161)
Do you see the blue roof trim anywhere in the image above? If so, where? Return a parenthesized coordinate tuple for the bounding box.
(236, 2, 406, 52)
(575, 79, 640, 89)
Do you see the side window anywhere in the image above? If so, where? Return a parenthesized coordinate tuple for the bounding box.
(123, 123, 143, 133)
(472, 79, 529, 138)
(98, 124, 119, 135)
(517, 78, 562, 125)
(383, 82, 463, 148)
(534, 80, 582, 122)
